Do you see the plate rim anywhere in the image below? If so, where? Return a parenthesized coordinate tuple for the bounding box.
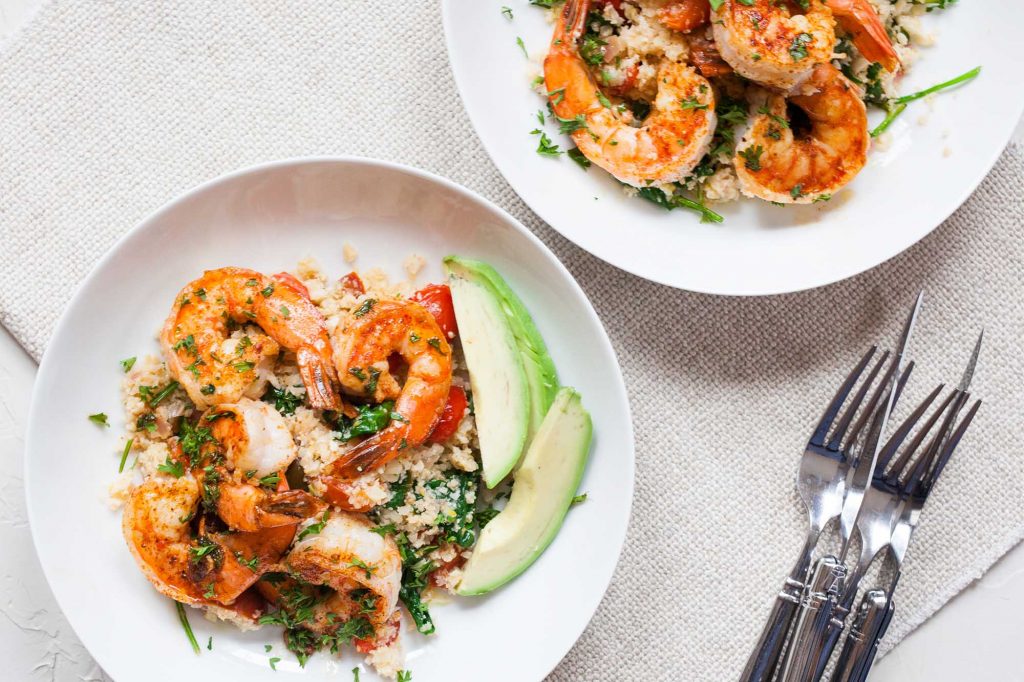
(23, 154, 637, 681)
(440, 1, 1024, 296)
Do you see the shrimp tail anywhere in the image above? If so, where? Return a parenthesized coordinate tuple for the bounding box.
(831, 0, 900, 72)
(256, 490, 327, 527)
(328, 425, 410, 480)
(555, 0, 588, 46)
(297, 347, 340, 411)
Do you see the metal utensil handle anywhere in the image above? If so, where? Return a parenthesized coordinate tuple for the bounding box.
(855, 597, 895, 682)
(739, 532, 821, 682)
(830, 590, 888, 682)
(779, 556, 846, 682)
(738, 580, 804, 682)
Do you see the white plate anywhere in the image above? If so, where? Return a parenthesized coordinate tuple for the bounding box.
(24, 158, 634, 681)
(443, 1, 1024, 294)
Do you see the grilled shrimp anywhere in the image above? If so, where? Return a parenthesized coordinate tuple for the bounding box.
(544, 0, 717, 187)
(122, 472, 208, 604)
(284, 512, 402, 627)
(733, 63, 868, 204)
(122, 463, 301, 606)
(325, 299, 452, 479)
(161, 267, 338, 411)
(828, 0, 899, 72)
(712, 0, 836, 91)
(203, 398, 326, 532)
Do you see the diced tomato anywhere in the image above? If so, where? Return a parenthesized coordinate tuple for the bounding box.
(428, 554, 467, 589)
(606, 61, 639, 97)
(656, 0, 710, 33)
(321, 476, 376, 512)
(271, 272, 310, 300)
(427, 386, 468, 444)
(410, 283, 458, 339)
(339, 271, 366, 295)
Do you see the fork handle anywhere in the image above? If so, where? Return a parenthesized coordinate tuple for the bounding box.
(778, 556, 846, 682)
(737, 580, 804, 682)
(738, 530, 821, 682)
(830, 590, 894, 682)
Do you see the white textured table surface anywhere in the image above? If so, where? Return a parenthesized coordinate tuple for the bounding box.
(2, 3, 1024, 680)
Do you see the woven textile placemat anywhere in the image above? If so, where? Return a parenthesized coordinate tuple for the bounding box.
(2, 2, 1023, 679)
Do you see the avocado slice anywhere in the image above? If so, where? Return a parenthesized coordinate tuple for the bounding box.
(445, 258, 530, 488)
(456, 387, 592, 595)
(443, 256, 559, 442)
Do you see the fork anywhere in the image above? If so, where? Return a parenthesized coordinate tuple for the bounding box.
(831, 345, 983, 681)
(737, 346, 906, 682)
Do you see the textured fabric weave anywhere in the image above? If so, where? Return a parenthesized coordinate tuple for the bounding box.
(1, 2, 1023, 679)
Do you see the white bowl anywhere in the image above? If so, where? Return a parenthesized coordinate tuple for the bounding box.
(24, 157, 634, 681)
(443, 1, 1024, 294)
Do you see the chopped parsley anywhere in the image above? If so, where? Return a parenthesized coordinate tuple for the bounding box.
(269, 657, 281, 671)
(516, 36, 528, 58)
(279, 305, 290, 319)
(353, 298, 377, 318)
(579, 34, 606, 66)
(757, 106, 789, 129)
(263, 385, 304, 416)
(427, 337, 445, 354)
(398, 672, 412, 682)
(120, 356, 136, 373)
(118, 438, 134, 473)
(679, 97, 709, 111)
(738, 145, 764, 171)
(201, 384, 215, 395)
(347, 557, 376, 579)
(568, 147, 591, 170)
(571, 492, 588, 505)
(233, 360, 254, 373)
(158, 456, 185, 478)
(178, 420, 215, 466)
(789, 33, 812, 61)
(500, 6, 513, 19)
(88, 412, 109, 427)
(259, 472, 281, 488)
(790, 184, 806, 200)
(297, 510, 330, 541)
(175, 602, 201, 655)
(172, 334, 197, 356)
(534, 130, 562, 156)
(262, 283, 275, 297)
(556, 114, 588, 134)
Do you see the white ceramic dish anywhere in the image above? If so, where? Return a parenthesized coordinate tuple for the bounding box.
(24, 158, 634, 681)
(442, 1, 1024, 294)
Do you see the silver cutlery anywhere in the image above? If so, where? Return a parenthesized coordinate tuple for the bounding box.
(778, 296, 920, 682)
(739, 296, 920, 682)
(830, 335, 983, 681)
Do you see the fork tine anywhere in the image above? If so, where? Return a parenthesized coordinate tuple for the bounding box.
(825, 350, 889, 451)
(923, 399, 982, 493)
(874, 383, 945, 479)
(892, 389, 958, 494)
(810, 346, 877, 447)
(843, 352, 901, 454)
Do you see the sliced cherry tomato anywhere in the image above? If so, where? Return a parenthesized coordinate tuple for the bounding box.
(339, 271, 366, 295)
(427, 386, 467, 444)
(271, 272, 310, 300)
(656, 0, 710, 33)
(411, 283, 458, 339)
(321, 476, 376, 512)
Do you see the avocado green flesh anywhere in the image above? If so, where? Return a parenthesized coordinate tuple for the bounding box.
(445, 262, 530, 489)
(443, 256, 559, 441)
(457, 387, 592, 595)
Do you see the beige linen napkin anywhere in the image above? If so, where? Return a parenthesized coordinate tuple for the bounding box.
(1, 2, 1022, 679)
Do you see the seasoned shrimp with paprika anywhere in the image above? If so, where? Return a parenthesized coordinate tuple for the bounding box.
(161, 267, 339, 411)
(324, 298, 452, 479)
(712, 0, 836, 91)
(544, 0, 717, 186)
(201, 398, 326, 532)
(733, 63, 868, 204)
